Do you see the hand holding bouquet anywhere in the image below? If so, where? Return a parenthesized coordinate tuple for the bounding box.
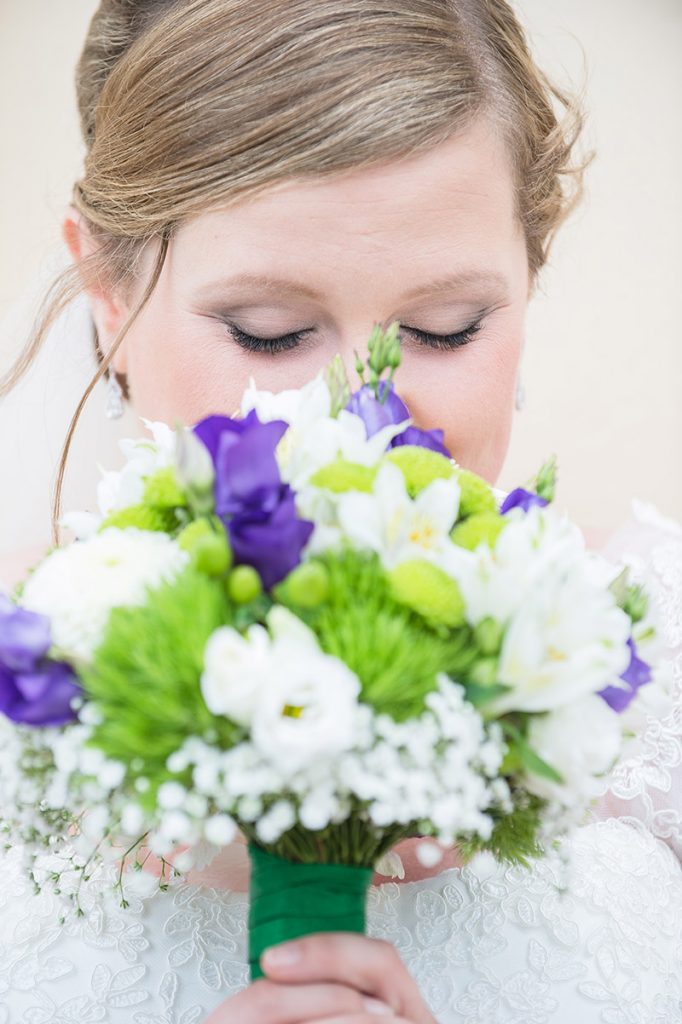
(0, 324, 657, 978)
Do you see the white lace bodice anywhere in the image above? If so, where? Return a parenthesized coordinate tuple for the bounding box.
(1, 500, 681, 1023)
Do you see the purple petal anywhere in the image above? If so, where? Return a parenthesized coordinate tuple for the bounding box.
(599, 637, 652, 713)
(0, 661, 81, 727)
(500, 488, 549, 515)
(345, 382, 410, 438)
(389, 425, 451, 457)
(228, 490, 314, 589)
(0, 604, 52, 673)
(214, 419, 288, 516)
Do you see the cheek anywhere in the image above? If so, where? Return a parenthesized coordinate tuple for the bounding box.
(398, 328, 521, 483)
(124, 310, 257, 422)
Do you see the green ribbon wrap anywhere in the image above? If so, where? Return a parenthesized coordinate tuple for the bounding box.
(248, 843, 374, 980)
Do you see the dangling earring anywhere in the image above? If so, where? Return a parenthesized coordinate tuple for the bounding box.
(105, 370, 125, 420)
(515, 373, 526, 412)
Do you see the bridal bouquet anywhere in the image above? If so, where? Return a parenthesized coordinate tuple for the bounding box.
(0, 323, 657, 978)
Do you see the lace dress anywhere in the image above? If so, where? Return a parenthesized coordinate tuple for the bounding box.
(1, 500, 681, 1023)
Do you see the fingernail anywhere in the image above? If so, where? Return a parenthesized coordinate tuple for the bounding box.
(363, 997, 394, 1016)
(263, 941, 302, 967)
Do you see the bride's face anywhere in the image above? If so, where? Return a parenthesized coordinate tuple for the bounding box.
(83, 117, 530, 482)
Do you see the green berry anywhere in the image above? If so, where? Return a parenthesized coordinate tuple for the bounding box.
(277, 561, 330, 607)
(143, 467, 186, 509)
(310, 459, 378, 494)
(384, 446, 454, 497)
(451, 512, 506, 552)
(453, 469, 497, 519)
(387, 559, 466, 628)
(178, 518, 232, 576)
(101, 503, 177, 533)
(228, 565, 262, 604)
(473, 616, 504, 656)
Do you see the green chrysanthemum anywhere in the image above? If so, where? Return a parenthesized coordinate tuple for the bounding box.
(101, 503, 179, 534)
(310, 459, 377, 494)
(387, 559, 466, 628)
(451, 512, 506, 551)
(143, 466, 187, 509)
(384, 445, 454, 497)
(453, 469, 497, 519)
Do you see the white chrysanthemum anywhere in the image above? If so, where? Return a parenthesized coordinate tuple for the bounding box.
(335, 461, 461, 569)
(525, 695, 622, 804)
(21, 528, 189, 663)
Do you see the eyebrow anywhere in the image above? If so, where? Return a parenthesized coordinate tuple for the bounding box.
(195, 270, 509, 303)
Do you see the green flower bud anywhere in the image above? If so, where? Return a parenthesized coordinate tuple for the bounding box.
(277, 561, 330, 608)
(228, 565, 262, 604)
(623, 583, 648, 625)
(143, 467, 186, 509)
(474, 616, 504, 656)
(384, 446, 454, 497)
(451, 512, 506, 551)
(178, 518, 232, 576)
(468, 656, 499, 686)
(387, 559, 466, 628)
(310, 459, 378, 493)
(453, 469, 497, 519)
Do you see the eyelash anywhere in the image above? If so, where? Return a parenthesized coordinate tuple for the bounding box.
(222, 319, 485, 355)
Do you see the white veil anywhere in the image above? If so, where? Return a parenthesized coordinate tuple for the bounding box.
(0, 242, 140, 562)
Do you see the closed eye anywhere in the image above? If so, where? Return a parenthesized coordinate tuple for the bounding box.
(220, 318, 485, 355)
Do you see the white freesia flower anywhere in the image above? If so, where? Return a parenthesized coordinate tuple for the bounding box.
(493, 572, 631, 716)
(241, 373, 408, 489)
(525, 695, 622, 804)
(335, 461, 461, 569)
(98, 417, 178, 518)
(21, 528, 189, 663)
(200, 622, 272, 726)
(451, 505, 585, 626)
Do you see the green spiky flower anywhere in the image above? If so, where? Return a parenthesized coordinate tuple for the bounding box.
(387, 559, 466, 628)
(290, 548, 477, 720)
(384, 446, 454, 497)
(451, 511, 507, 551)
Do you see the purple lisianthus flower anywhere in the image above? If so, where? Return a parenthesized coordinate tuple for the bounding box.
(500, 487, 549, 515)
(599, 637, 652, 713)
(0, 661, 81, 727)
(193, 410, 314, 589)
(346, 381, 410, 436)
(0, 599, 80, 726)
(345, 381, 451, 457)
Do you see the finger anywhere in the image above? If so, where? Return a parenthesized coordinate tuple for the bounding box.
(261, 934, 435, 1022)
(306, 1017, 413, 1023)
(203, 979, 393, 1023)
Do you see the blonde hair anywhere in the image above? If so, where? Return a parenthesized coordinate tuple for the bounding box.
(1, 0, 593, 543)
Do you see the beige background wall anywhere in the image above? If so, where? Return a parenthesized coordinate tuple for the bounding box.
(1, 0, 681, 562)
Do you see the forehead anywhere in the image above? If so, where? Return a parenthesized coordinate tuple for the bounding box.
(174, 116, 522, 286)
